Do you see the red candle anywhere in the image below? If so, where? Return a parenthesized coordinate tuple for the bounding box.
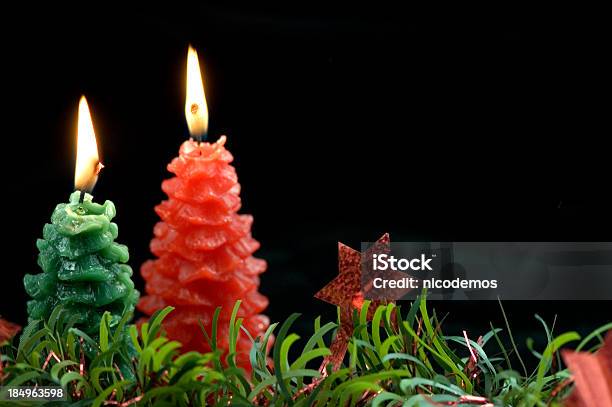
(138, 47, 270, 368)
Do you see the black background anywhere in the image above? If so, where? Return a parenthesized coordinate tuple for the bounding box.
(2, 5, 609, 359)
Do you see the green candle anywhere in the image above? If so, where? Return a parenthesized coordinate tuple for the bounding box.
(23, 96, 138, 336)
(24, 191, 139, 334)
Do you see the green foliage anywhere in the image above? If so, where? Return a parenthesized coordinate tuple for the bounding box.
(0, 292, 609, 406)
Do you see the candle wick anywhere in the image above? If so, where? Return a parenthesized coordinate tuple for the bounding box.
(192, 132, 207, 144)
(79, 190, 86, 203)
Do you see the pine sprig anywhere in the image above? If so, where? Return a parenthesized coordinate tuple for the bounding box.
(0, 293, 609, 406)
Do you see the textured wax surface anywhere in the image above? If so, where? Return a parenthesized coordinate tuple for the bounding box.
(24, 191, 139, 335)
(138, 136, 271, 369)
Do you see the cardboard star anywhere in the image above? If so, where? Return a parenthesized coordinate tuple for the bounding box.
(562, 332, 612, 406)
(314, 233, 413, 371)
(315, 233, 390, 320)
(315, 233, 413, 319)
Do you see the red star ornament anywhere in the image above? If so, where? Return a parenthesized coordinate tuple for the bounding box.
(314, 233, 411, 371)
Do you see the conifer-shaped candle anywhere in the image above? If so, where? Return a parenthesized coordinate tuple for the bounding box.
(23, 97, 139, 336)
(138, 47, 270, 368)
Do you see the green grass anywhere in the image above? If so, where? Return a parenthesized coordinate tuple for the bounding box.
(0, 292, 609, 406)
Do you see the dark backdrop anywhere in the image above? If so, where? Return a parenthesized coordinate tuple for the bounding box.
(2, 5, 609, 358)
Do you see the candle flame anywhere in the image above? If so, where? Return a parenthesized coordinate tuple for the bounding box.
(185, 45, 209, 139)
(75, 96, 103, 192)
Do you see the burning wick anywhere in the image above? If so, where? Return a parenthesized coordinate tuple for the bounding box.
(190, 103, 204, 143)
(78, 161, 104, 203)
